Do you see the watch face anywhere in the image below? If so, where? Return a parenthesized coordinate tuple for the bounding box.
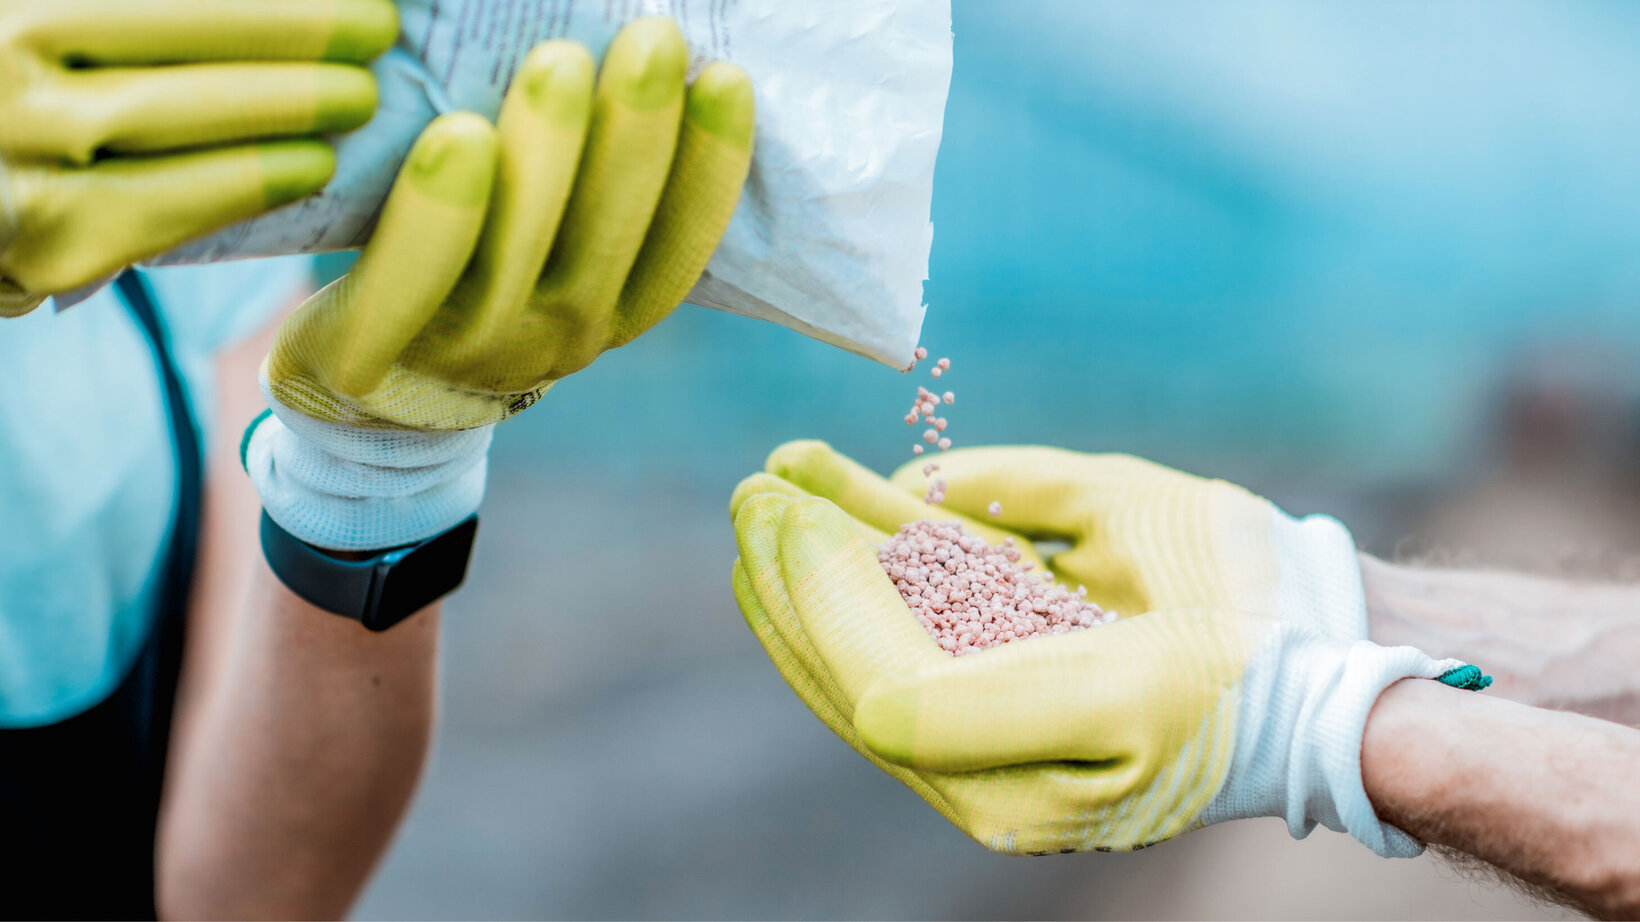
(365, 516, 480, 631)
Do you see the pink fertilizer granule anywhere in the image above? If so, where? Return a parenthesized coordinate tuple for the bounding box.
(906, 373, 955, 452)
(879, 520, 1114, 656)
(904, 350, 961, 481)
(923, 478, 947, 505)
(886, 347, 1105, 655)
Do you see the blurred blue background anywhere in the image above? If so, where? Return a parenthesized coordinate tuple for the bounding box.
(353, 2, 1639, 918)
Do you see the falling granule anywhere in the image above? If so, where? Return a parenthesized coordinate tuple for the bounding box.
(903, 346, 930, 374)
(879, 520, 1114, 656)
(922, 463, 939, 476)
(908, 387, 943, 427)
(987, 501, 1002, 517)
(905, 348, 959, 461)
(923, 478, 946, 505)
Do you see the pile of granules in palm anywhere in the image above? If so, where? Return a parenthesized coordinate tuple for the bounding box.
(879, 519, 1115, 656)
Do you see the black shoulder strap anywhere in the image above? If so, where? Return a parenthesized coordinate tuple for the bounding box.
(115, 269, 202, 788)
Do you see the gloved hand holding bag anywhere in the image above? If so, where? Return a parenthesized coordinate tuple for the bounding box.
(0, 0, 396, 315)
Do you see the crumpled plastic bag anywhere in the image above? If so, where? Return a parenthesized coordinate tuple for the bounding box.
(147, 0, 952, 368)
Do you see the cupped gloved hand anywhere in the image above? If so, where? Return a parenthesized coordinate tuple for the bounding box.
(0, 0, 397, 316)
(731, 440, 1488, 856)
(245, 19, 754, 551)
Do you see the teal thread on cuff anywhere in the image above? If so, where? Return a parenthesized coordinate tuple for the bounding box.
(240, 408, 275, 474)
(1436, 664, 1493, 691)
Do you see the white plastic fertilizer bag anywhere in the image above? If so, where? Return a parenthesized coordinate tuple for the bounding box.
(151, 0, 953, 368)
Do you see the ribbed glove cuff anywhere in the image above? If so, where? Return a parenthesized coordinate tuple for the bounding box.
(243, 373, 492, 551)
(1200, 626, 1465, 857)
(1200, 508, 1466, 857)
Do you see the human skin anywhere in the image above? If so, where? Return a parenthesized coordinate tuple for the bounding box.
(154, 294, 439, 920)
(1361, 553, 1640, 725)
(1362, 555, 1640, 916)
(1362, 678, 1640, 919)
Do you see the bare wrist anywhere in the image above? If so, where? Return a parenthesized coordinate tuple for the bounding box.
(1362, 678, 1640, 918)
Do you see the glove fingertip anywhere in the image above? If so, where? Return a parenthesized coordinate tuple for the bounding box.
(732, 491, 797, 569)
(401, 113, 499, 207)
(764, 438, 834, 478)
(323, 0, 401, 63)
(729, 472, 806, 523)
(686, 61, 755, 150)
(514, 40, 595, 128)
(312, 64, 381, 134)
(776, 493, 856, 547)
(854, 683, 923, 767)
(256, 139, 337, 209)
(601, 17, 688, 112)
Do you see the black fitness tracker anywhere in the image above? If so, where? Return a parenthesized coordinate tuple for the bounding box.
(259, 511, 479, 632)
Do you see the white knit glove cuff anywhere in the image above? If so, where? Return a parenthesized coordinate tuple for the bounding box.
(244, 374, 492, 551)
(1200, 506, 1466, 857)
(1200, 628, 1464, 857)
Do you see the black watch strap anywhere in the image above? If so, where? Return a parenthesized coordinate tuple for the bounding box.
(259, 512, 479, 632)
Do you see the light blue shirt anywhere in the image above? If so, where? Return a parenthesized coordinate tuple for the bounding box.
(0, 258, 313, 727)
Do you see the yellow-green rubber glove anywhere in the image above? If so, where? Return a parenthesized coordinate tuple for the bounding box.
(243, 19, 753, 552)
(731, 441, 1487, 856)
(264, 17, 755, 432)
(0, 0, 397, 315)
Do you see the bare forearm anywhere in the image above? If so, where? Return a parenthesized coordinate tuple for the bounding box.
(158, 567, 440, 919)
(157, 298, 440, 919)
(1361, 554, 1640, 723)
(1362, 679, 1640, 919)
